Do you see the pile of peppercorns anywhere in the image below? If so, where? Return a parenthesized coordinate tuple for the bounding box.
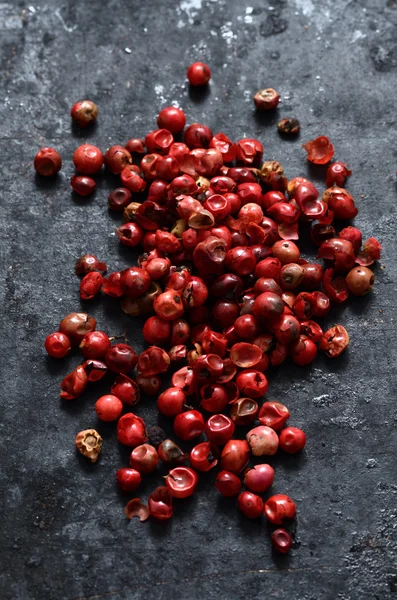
(38, 62, 381, 555)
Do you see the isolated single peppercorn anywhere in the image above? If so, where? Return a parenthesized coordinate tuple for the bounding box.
(75, 429, 102, 462)
(44, 332, 71, 358)
(34, 147, 62, 176)
(71, 100, 98, 127)
(95, 394, 123, 422)
(278, 117, 300, 135)
(187, 62, 211, 86)
(346, 266, 375, 295)
(271, 529, 293, 554)
(254, 88, 280, 111)
(71, 175, 96, 197)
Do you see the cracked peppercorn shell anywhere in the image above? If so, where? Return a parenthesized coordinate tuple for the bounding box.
(75, 429, 102, 463)
(278, 118, 300, 135)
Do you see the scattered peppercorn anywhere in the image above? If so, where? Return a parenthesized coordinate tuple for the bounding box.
(278, 117, 300, 135)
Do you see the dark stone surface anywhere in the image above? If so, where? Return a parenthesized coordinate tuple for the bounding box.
(1, 1, 397, 599)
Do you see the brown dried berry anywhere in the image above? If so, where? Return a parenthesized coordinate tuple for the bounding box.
(75, 429, 102, 463)
(278, 118, 300, 135)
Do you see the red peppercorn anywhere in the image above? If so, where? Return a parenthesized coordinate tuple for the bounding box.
(117, 413, 147, 447)
(136, 374, 162, 395)
(346, 266, 375, 295)
(102, 272, 123, 298)
(59, 312, 96, 346)
(238, 491, 264, 519)
(71, 175, 96, 197)
(323, 187, 358, 220)
(44, 332, 71, 358)
(138, 346, 170, 376)
(130, 443, 159, 474)
(244, 464, 274, 493)
(60, 365, 88, 400)
(205, 414, 235, 446)
(246, 425, 279, 456)
(157, 106, 186, 134)
(80, 272, 103, 300)
(235, 369, 268, 398)
(73, 144, 103, 175)
(120, 166, 147, 192)
(258, 401, 290, 431)
(184, 123, 213, 149)
(230, 397, 259, 425)
(264, 494, 297, 525)
(166, 466, 198, 498)
(105, 343, 138, 373)
(187, 62, 211, 86)
(271, 529, 293, 554)
(75, 254, 107, 276)
(148, 486, 173, 520)
(125, 138, 145, 155)
(320, 325, 349, 358)
(158, 439, 187, 465)
(190, 442, 218, 472)
(279, 426, 307, 453)
(145, 129, 174, 155)
(104, 145, 132, 174)
(71, 100, 98, 127)
(95, 394, 123, 422)
(154, 290, 184, 321)
(290, 335, 317, 366)
(157, 387, 186, 417)
(215, 470, 242, 497)
(79, 331, 111, 359)
(120, 267, 151, 298)
(254, 88, 280, 111)
(221, 439, 250, 473)
(116, 468, 142, 493)
(325, 162, 352, 187)
(174, 410, 205, 441)
(34, 147, 62, 176)
(117, 222, 144, 248)
(82, 359, 107, 382)
(110, 374, 139, 406)
(302, 136, 334, 164)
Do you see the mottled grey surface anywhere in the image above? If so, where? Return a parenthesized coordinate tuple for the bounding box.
(1, 0, 397, 599)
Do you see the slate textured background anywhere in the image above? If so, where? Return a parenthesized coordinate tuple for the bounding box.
(1, 1, 397, 599)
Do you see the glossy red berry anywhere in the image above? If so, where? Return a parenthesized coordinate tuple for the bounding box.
(254, 88, 280, 111)
(125, 138, 145, 155)
(190, 442, 218, 472)
(166, 466, 198, 498)
(302, 136, 334, 164)
(154, 290, 184, 321)
(120, 267, 151, 298)
(205, 414, 235, 445)
(59, 312, 96, 346)
(116, 468, 142, 492)
(34, 147, 62, 176)
(325, 162, 352, 187)
(129, 443, 159, 474)
(264, 494, 297, 525)
(71, 175, 96, 197)
(279, 426, 307, 453)
(157, 106, 186, 134)
(79, 331, 111, 359)
(75, 254, 107, 276)
(271, 529, 293, 554)
(290, 335, 318, 366)
(148, 486, 173, 520)
(157, 387, 186, 417)
(235, 369, 268, 398)
(346, 266, 375, 296)
(244, 464, 274, 493)
(137, 346, 170, 376)
(174, 410, 205, 441)
(105, 344, 138, 373)
(184, 123, 213, 149)
(258, 401, 290, 431)
(117, 413, 147, 447)
(215, 470, 242, 497)
(60, 366, 88, 400)
(187, 62, 211, 86)
(246, 425, 279, 456)
(73, 144, 103, 174)
(221, 439, 250, 473)
(238, 491, 264, 519)
(104, 145, 132, 174)
(111, 374, 140, 406)
(95, 394, 123, 422)
(44, 332, 71, 358)
(71, 100, 98, 127)
(82, 359, 107, 382)
(80, 272, 103, 300)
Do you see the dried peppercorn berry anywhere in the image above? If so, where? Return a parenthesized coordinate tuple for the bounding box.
(158, 439, 187, 465)
(125, 138, 145, 155)
(221, 439, 250, 473)
(34, 147, 62, 176)
(258, 401, 290, 431)
(290, 335, 317, 366)
(75, 254, 107, 276)
(80, 331, 111, 359)
(111, 374, 140, 406)
(157, 387, 186, 417)
(271, 529, 292, 554)
(302, 136, 334, 164)
(147, 425, 166, 449)
(71, 100, 98, 127)
(325, 162, 352, 187)
(278, 118, 300, 135)
(166, 466, 198, 498)
(117, 413, 147, 447)
(215, 470, 242, 497)
(75, 429, 102, 462)
(157, 106, 186, 134)
(244, 464, 274, 493)
(44, 332, 71, 358)
(117, 222, 143, 248)
(238, 491, 264, 519)
(105, 343, 138, 373)
(108, 187, 132, 212)
(190, 442, 218, 472)
(320, 325, 349, 358)
(80, 272, 103, 300)
(205, 414, 235, 446)
(104, 145, 132, 174)
(246, 426, 279, 456)
(130, 444, 159, 474)
(73, 144, 103, 175)
(120, 267, 151, 298)
(346, 266, 375, 296)
(71, 175, 96, 197)
(264, 494, 297, 525)
(95, 394, 123, 422)
(136, 374, 162, 395)
(279, 426, 307, 453)
(116, 468, 142, 492)
(174, 410, 205, 441)
(59, 312, 96, 346)
(148, 486, 173, 520)
(254, 88, 280, 111)
(82, 359, 107, 382)
(187, 62, 211, 86)
(102, 272, 123, 298)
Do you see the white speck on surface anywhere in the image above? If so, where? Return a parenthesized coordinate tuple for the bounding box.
(28, 6, 36, 13)
(244, 15, 253, 24)
(180, 0, 203, 24)
(246, 6, 253, 13)
(143, 27, 147, 32)
(220, 23, 236, 46)
(313, 394, 330, 402)
(294, 0, 314, 17)
(154, 84, 167, 105)
(54, 8, 77, 32)
(366, 459, 379, 469)
(177, 19, 185, 28)
(316, 75, 321, 79)
(124, 47, 131, 54)
(351, 30, 366, 43)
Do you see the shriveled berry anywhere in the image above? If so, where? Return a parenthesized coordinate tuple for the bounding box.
(278, 117, 300, 135)
(71, 100, 98, 127)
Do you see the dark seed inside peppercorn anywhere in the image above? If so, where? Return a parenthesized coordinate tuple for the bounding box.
(278, 118, 300, 135)
(147, 425, 167, 448)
